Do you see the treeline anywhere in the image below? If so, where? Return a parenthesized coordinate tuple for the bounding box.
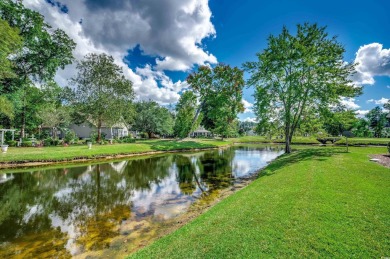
(0, 1, 245, 143)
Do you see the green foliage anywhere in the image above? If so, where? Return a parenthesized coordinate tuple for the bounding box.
(132, 101, 174, 138)
(174, 91, 199, 138)
(187, 64, 245, 139)
(21, 141, 33, 147)
(321, 106, 358, 136)
(64, 130, 77, 144)
(70, 53, 134, 141)
(0, 95, 14, 120)
(119, 136, 136, 143)
(244, 23, 361, 152)
(43, 138, 53, 146)
(6, 140, 17, 147)
(0, 18, 22, 80)
(365, 106, 387, 138)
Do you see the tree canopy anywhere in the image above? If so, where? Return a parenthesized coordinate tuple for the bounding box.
(187, 64, 245, 139)
(244, 23, 362, 152)
(70, 53, 134, 141)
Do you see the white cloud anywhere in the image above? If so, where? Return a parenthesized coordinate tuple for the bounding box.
(340, 97, 360, 110)
(387, 85, 390, 89)
(241, 117, 257, 123)
(367, 97, 389, 105)
(356, 110, 369, 118)
(352, 43, 390, 85)
(23, 0, 217, 104)
(241, 99, 254, 113)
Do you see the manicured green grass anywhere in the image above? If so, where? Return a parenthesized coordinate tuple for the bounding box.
(130, 146, 390, 258)
(234, 136, 390, 146)
(0, 139, 230, 163)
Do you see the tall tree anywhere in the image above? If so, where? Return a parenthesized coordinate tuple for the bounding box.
(70, 53, 134, 142)
(244, 23, 361, 153)
(174, 91, 200, 138)
(187, 64, 245, 139)
(132, 101, 174, 138)
(366, 106, 387, 138)
(0, 19, 22, 80)
(0, 0, 76, 137)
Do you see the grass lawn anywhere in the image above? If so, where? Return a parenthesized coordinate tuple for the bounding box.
(0, 139, 230, 164)
(130, 146, 390, 258)
(233, 136, 390, 146)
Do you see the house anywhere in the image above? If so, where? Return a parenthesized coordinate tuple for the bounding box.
(190, 126, 213, 138)
(69, 121, 129, 139)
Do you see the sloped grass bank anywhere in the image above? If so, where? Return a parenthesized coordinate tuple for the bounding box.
(0, 139, 230, 167)
(130, 146, 390, 258)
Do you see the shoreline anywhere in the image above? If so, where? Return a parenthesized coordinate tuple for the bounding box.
(0, 139, 387, 170)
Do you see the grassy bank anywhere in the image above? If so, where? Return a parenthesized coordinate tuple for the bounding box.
(130, 146, 390, 258)
(0, 139, 231, 165)
(0, 136, 388, 166)
(233, 136, 390, 146)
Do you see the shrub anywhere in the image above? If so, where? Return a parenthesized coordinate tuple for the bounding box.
(52, 139, 61, 146)
(21, 141, 33, 147)
(43, 138, 53, 146)
(6, 140, 17, 147)
(64, 130, 77, 144)
(120, 136, 135, 143)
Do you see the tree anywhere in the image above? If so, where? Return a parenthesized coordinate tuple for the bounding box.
(366, 106, 386, 138)
(352, 118, 371, 138)
(321, 106, 358, 136)
(132, 101, 174, 138)
(174, 91, 200, 138)
(70, 53, 134, 142)
(0, 0, 76, 137)
(0, 19, 22, 80)
(38, 105, 71, 139)
(244, 23, 361, 153)
(187, 64, 245, 139)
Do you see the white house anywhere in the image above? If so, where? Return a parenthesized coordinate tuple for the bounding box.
(69, 121, 129, 139)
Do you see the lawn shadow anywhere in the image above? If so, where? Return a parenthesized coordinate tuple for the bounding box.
(149, 140, 217, 151)
(259, 147, 346, 178)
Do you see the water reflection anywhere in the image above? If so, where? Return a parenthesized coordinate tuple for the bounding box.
(0, 145, 283, 258)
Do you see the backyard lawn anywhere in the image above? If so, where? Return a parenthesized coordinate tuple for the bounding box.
(130, 146, 390, 258)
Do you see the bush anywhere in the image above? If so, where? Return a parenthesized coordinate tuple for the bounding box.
(52, 139, 61, 146)
(6, 140, 17, 147)
(120, 136, 135, 143)
(21, 141, 33, 147)
(64, 130, 77, 144)
(43, 138, 53, 146)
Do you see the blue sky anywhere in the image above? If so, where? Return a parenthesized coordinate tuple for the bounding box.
(206, 0, 390, 120)
(28, 0, 389, 120)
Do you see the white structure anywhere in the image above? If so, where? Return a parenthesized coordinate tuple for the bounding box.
(190, 126, 212, 138)
(69, 121, 129, 139)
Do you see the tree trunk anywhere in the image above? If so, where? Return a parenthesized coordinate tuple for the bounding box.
(21, 92, 26, 139)
(97, 119, 102, 142)
(285, 124, 292, 154)
(148, 132, 152, 139)
(187, 101, 204, 138)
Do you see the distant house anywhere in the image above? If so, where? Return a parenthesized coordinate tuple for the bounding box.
(190, 126, 212, 138)
(69, 121, 129, 139)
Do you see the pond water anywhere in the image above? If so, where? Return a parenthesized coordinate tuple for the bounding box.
(0, 145, 284, 258)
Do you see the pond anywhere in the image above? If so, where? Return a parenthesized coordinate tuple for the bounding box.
(0, 145, 284, 258)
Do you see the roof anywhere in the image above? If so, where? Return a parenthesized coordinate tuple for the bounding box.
(192, 126, 211, 133)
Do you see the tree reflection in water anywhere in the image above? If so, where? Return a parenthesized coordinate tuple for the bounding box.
(0, 145, 283, 257)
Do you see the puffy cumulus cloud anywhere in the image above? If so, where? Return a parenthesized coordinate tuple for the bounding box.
(241, 117, 257, 123)
(356, 110, 369, 118)
(23, 0, 216, 104)
(340, 97, 360, 110)
(367, 97, 389, 105)
(352, 43, 390, 85)
(242, 99, 254, 113)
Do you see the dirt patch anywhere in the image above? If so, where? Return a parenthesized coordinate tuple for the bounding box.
(370, 154, 390, 168)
